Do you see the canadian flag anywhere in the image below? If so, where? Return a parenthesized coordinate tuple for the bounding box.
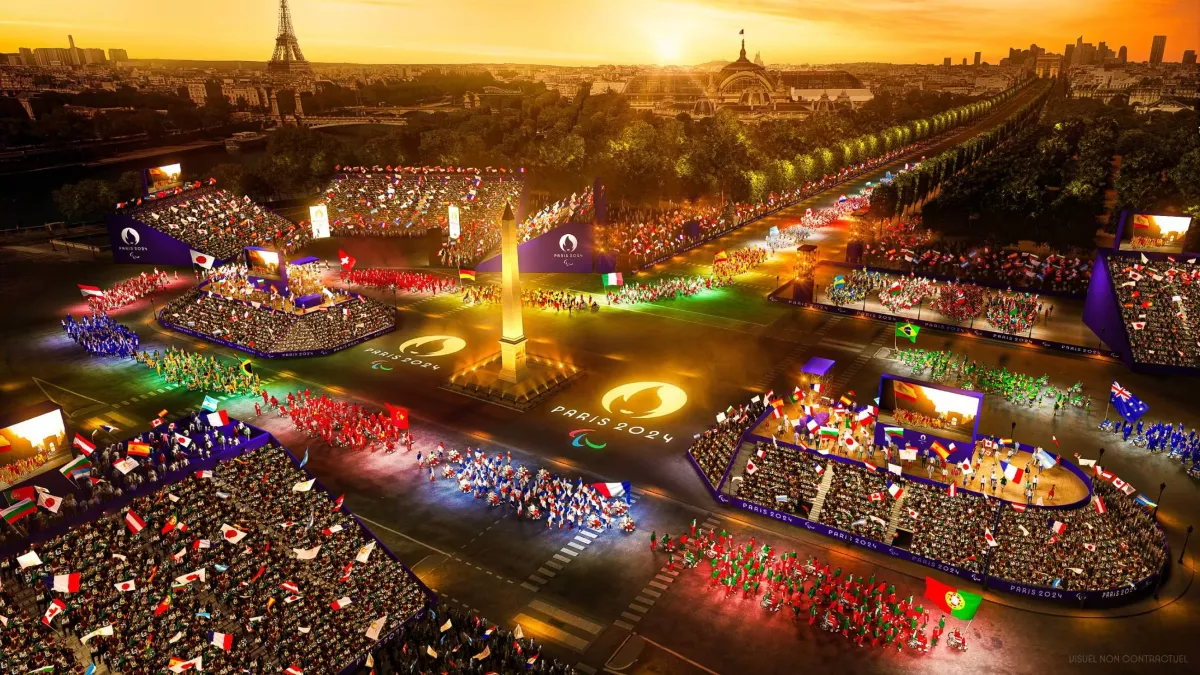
(867, 491, 884, 502)
(114, 579, 137, 592)
(338, 250, 357, 270)
(42, 598, 67, 625)
(190, 249, 214, 269)
(220, 523, 248, 544)
(331, 596, 353, 611)
(126, 510, 146, 534)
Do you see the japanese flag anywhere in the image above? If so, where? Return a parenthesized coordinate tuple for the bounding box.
(190, 249, 214, 269)
(114, 579, 137, 592)
(220, 523, 248, 544)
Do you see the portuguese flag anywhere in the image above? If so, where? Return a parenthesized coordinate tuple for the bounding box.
(924, 576, 982, 620)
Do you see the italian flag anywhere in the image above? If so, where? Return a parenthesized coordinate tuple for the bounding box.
(2, 499, 36, 524)
(924, 576, 982, 619)
(601, 272, 624, 286)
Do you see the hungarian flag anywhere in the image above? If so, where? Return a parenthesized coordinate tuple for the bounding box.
(893, 380, 919, 402)
(73, 433, 96, 456)
(384, 403, 409, 430)
(339, 250, 357, 270)
(42, 598, 67, 626)
(208, 631, 233, 651)
(127, 441, 152, 457)
(78, 284, 105, 297)
(48, 573, 81, 593)
(459, 268, 476, 281)
(190, 249, 214, 269)
(924, 576, 982, 619)
(331, 596, 353, 610)
(206, 410, 230, 427)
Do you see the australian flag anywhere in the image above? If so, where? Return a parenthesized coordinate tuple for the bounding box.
(1110, 381, 1149, 422)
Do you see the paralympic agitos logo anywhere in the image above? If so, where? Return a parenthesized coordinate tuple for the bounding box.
(568, 429, 606, 449)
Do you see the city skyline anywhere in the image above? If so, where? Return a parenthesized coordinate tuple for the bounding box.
(1, 0, 1196, 66)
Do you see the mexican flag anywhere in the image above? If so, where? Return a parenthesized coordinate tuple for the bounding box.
(924, 576, 982, 620)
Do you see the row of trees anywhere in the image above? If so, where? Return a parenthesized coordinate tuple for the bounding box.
(907, 91, 1198, 249)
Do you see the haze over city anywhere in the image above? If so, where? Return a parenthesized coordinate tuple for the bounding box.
(2, 0, 1196, 64)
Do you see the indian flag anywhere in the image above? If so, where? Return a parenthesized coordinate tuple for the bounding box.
(2, 499, 36, 524)
(601, 272, 624, 286)
(60, 455, 91, 476)
(884, 426, 905, 439)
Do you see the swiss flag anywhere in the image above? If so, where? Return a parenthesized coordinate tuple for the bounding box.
(338, 250, 357, 270)
(190, 249, 214, 269)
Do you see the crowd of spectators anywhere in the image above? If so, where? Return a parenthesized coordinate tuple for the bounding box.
(86, 270, 171, 314)
(1109, 257, 1200, 368)
(860, 244, 1092, 295)
(136, 346, 260, 395)
(733, 440, 823, 517)
(159, 289, 396, 355)
(817, 464, 896, 543)
(1, 442, 429, 674)
(0, 588, 79, 674)
(685, 401, 764, 487)
(896, 482, 993, 574)
(362, 605, 577, 675)
(62, 313, 140, 357)
(127, 187, 308, 260)
(341, 269, 458, 294)
(519, 189, 593, 242)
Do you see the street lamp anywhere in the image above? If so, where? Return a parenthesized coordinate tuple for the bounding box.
(1098, 447, 1105, 465)
(1180, 525, 1193, 565)
(1154, 482, 1166, 520)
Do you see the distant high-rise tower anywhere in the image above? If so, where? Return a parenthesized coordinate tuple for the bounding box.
(943, 57, 951, 67)
(1184, 50, 1197, 66)
(1118, 46, 1128, 63)
(974, 51, 981, 66)
(268, 0, 311, 74)
(1149, 35, 1166, 65)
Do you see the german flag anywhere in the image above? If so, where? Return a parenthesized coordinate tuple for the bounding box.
(459, 268, 476, 282)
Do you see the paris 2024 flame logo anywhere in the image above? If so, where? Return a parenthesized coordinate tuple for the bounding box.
(601, 382, 688, 420)
(397, 335, 466, 358)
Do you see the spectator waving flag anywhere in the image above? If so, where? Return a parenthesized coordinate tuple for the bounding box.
(592, 482, 631, 502)
(206, 410, 231, 427)
(72, 433, 96, 456)
(1109, 381, 1149, 422)
(1001, 461, 1024, 483)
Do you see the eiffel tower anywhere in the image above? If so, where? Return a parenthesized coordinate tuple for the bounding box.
(267, 0, 311, 74)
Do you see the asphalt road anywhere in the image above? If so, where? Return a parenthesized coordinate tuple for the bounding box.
(2, 81, 1196, 675)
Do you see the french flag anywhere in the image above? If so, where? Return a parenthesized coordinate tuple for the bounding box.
(206, 410, 230, 427)
(591, 482, 631, 502)
(208, 631, 233, 651)
(48, 573, 81, 593)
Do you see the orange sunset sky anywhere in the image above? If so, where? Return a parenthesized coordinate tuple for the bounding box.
(1, 0, 1195, 66)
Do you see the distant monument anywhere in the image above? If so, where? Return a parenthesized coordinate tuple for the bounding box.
(267, 0, 311, 75)
(444, 200, 582, 410)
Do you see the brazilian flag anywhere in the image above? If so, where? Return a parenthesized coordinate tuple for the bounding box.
(896, 322, 920, 343)
(240, 359, 254, 375)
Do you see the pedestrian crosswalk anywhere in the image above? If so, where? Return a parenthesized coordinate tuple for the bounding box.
(521, 489, 644, 593)
(827, 328, 888, 397)
(513, 599, 604, 652)
(613, 513, 720, 632)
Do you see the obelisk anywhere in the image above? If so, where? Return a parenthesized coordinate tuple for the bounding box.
(498, 201, 528, 383)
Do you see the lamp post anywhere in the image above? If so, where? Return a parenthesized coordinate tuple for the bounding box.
(1180, 525, 1193, 565)
(1155, 482, 1166, 520)
(1098, 447, 1105, 466)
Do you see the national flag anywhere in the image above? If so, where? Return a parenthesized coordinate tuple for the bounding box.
(192, 539, 211, 550)
(331, 596, 353, 610)
(838, 395, 852, 407)
(209, 631, 234, 651)
(82, 624, 114, 643)
(340, 561, 354, 582)
(384, 402, 409, 430)
(842, 434, 858, 450)
(294, 545, 322, 560)
(819, 426, 839, 437)
(1134, 494, 1157, 509)
(896, 322, 920, 342)
(888, 281, 903, 296)
(924, 576, 983, 619)
(930, 440, 950, 461)
(220, 524, 248, 544)
(240, 359, 253, 376)
(867, 491, 884, 502)
(297, 447, 309, 468)
(173, 433, 192, 448)
(947, 483, 957, 498)
(887, 463, 902, 475)
(1011, 502, 1027, 513)
(714, 250, 729, 263)
(1033, 448, 1058, 469)
(998, 437, 1013, 447)
(1112, 477, 1136, 495)
(458, 267, 476, 281)
(367, 614, 388, 641)
(78, 284, 105, 297)
(114, 579, 136, 592)
(322, 524, 344, 536)
(149, 417, 163, 429)
(195, 470, 212, 479)
(332, 494, 344, 510)
(861, 461, 876, 472)
(745, 460, 758, 475)
(958, 459, 973, 475)
(1001, 461, 1024, 484)
(127, 441, 151, 457)
(42, 598, 67, 626)
(168, 656, 203, 673)
(1051, 435, 1059, 447)
(1109, 381, 1149, 422)
(174, 568, 206, 587)
(201, 395, 220, 412)
(591, 482, 631, 500)
(601, 272, 624, 286)
(59, 455, 91, 477)
(73, 433, 96, 456)
(48, 572, 81, 593)
(85, 664, 96, 675)
(814, 463, 825, 475)
(293, 479, 315, 492)
(37, 491, 62, 513)
(339, 250, 357, 270)
(1, 499, 35, 524)
(190, 249, 214, 269)
(356, 541, 376, 563)
(285, 665, 304, 675)
(206, 410, 231, 427)
(1093, 495, 1107, 514)
(1050, 520, 1067, 535)
(984, 529, 998, 547)
(887, 482, 903, 499)
(884, 426, 905, 439)
(806, 419, 819, 433)
(161, 515, 178, 534)
(281, 581, 300, 594)
(893, 380, 919, 402)
(811, 383, 824, 393)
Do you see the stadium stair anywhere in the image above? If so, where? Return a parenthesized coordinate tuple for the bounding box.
(884, 491, 909, 543)
(807, 462, 837, 521)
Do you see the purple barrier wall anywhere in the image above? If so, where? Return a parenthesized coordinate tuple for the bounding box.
(108, 213, 198, 266)
(684, 407, 1168, 608)
(475, 220, 595, 274)
(770, 293, 1122, 360)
